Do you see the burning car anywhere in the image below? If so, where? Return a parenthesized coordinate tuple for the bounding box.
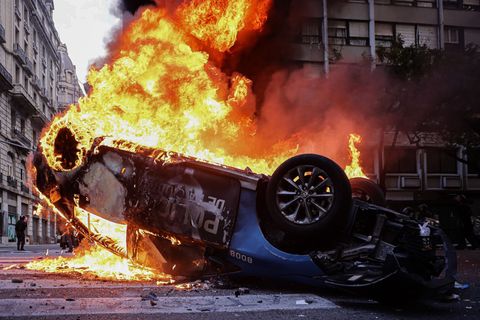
(32, 130, 456, 297)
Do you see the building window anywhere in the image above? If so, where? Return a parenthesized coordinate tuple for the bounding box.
(384, 147, 418, 174)
(467, 149, 480, 174)
(396, 24, 416, 46)
(463, 0, 480, 10)
(375, 23, 394, 48)
(426, 149, 458, 174)
(20, 118, 25, 134)
(328, 20, 347, 45)
(11, 109, 16, 130)
(14, 27, 20, 45)
(299, 19, 321, 45)
(445, 27, 460, 44)
(348, 21, 369, 46)
(328, 20, 369, 46)
(375, 0, 435, 7)
(15, 65, 20, 83)
(417, 25, 438, 49)
(20, 161, 26, 181)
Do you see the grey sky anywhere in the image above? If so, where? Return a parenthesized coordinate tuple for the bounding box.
(53, 0, 121, 82)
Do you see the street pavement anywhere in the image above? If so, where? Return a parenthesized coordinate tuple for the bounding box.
(0, 244, 479, 319)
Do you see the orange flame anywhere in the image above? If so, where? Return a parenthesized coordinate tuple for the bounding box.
(344, 133, 367, 179)
(34, 0, 287, 281)
(39, 1, 289, 176)
(177, 0, 272, 52)
(25, 242, 173, 282)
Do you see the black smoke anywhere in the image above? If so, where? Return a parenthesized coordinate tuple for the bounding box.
(120, 0, 157, 14)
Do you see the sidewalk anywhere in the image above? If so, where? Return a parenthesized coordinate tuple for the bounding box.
(0, 244, 60, 254)
(0, 242, 57, 248)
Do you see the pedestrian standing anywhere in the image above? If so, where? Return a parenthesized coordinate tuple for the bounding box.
(455, 195, 479, 250)
(15, 216, 27, 251)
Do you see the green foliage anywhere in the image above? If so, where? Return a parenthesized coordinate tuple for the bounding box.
(376, 35, 442, 80)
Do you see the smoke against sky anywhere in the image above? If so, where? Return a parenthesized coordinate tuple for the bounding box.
(53, 0, 121, 83)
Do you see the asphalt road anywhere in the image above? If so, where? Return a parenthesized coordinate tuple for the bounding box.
(0, 244, 479, 320)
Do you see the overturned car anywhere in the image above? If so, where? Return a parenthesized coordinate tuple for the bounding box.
(33, 134, 456, 296)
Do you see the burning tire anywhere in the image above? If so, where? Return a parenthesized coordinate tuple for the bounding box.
(350, 177, 386, 206)
(266, 154, 353, 247)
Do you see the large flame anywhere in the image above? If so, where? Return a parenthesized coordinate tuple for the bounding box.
(177, 0, 272, 52)
(25, 242, 172, 283)
(32, 1, 366, 282)
(344, 133, 367, 179)
(39, 0, 287, 175)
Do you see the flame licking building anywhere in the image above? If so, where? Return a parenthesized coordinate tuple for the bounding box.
(0, 0, 82, 244)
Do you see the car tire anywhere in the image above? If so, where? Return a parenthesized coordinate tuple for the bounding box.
(266, 154, 353, 247)
(350, 177, 386, 206)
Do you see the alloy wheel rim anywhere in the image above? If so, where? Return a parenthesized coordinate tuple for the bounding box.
(275, 165, 334, 225)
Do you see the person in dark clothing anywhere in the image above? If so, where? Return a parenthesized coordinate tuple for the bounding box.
(15, 216, 27, 251)
(455, 195, 479, 250)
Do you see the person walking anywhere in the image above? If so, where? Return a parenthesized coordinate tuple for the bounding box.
(455, 195, 479, 250)
(15, 216, 27, 251)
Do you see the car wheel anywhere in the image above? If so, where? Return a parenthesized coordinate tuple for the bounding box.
(350, 177, 386, 206)
(266, 154, 353, 247)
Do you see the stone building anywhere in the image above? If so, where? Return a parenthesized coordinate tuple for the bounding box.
(57, 43, 82, 112)
(0, 0, 81, 244)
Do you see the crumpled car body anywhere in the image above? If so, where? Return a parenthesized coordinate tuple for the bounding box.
(33, 139, 456, 296)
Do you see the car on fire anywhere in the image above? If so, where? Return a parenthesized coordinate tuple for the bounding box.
(33, 133, 456, 298)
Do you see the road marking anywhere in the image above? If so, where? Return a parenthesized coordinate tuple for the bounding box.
(0, 294, 337, 316)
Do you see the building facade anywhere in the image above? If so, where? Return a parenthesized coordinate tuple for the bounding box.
(291, 0, 480, 208)
(0, 0, 81, 244)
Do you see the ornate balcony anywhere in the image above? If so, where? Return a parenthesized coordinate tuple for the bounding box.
(11, 128, 32, 148)
(31, 112, 49, 127)
(11, 84, 37, 115)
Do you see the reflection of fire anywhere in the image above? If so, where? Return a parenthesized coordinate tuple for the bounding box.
(26, 242, 172, 283)
(344, 134, 367, 179)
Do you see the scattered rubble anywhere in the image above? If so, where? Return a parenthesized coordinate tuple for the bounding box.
(234, 287, 250, 297)
(141, 292, 159, 302)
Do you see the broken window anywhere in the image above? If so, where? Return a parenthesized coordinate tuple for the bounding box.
(426, 149, 458, 174)
(384, 147, 417, 174)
